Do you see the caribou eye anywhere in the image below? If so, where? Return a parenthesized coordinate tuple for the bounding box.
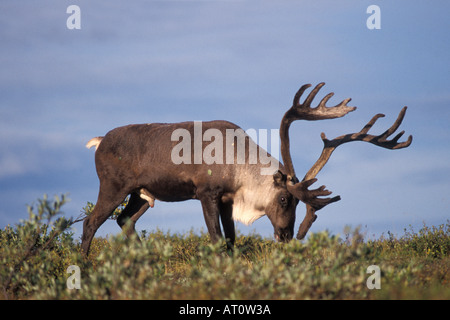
(279, 195, 288, 208)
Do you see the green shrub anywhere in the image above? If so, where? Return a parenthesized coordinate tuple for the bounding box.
(0, 194, 74, 299)
(1, 195, 449, 300)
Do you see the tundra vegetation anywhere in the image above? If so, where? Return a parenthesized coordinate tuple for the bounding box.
(1, 195, 449, 300)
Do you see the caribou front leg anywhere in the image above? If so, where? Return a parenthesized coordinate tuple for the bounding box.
(198, 190, 223, 243)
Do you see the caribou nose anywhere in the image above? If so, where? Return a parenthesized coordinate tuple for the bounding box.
(274, 230, 293, 243)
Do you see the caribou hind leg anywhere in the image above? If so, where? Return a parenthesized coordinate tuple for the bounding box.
(117, 192, 150, 239)
(81, 181, 129, 257)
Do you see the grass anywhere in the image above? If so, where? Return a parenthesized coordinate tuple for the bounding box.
(0, 195, 449, 300)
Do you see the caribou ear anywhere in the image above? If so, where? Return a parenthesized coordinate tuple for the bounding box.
(273, 170, 287, 186)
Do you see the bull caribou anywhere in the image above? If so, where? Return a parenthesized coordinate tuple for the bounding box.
(81, 82, 412, 255)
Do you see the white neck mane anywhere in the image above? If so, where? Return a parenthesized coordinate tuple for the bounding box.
(231, 169, 277, 225)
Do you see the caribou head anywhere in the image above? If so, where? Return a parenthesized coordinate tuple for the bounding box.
(278, 82, 412, 240)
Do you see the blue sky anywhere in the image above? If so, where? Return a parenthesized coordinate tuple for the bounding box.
(1, 0, 449, 240)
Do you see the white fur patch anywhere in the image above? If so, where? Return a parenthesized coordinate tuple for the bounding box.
(231, 178, 274, 225)
(232, 202, 266, 225)
(139, 188, 155, 208)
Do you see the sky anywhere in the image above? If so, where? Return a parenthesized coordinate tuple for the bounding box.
(0, 0, 449, 241)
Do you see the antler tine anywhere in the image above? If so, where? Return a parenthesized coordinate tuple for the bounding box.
(360, 113, 385, 135)
(303, 82, 326, 107)
(381, 106, 407, 136)
(317, 92, 335, 109)
(293, 83, 312, 107)
(378, 107, 412, 149)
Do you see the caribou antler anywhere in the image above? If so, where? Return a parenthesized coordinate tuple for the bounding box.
(296, 105, 413, 240)
(280, 82, 355, 212)
(286, 177, 341, 211)
(280, 82, 356, 178)
(279, 82, 412, 241)
(304, 106, 413, 181)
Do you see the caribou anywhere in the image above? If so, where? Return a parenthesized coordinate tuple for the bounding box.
(81, 82, 412, 256)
